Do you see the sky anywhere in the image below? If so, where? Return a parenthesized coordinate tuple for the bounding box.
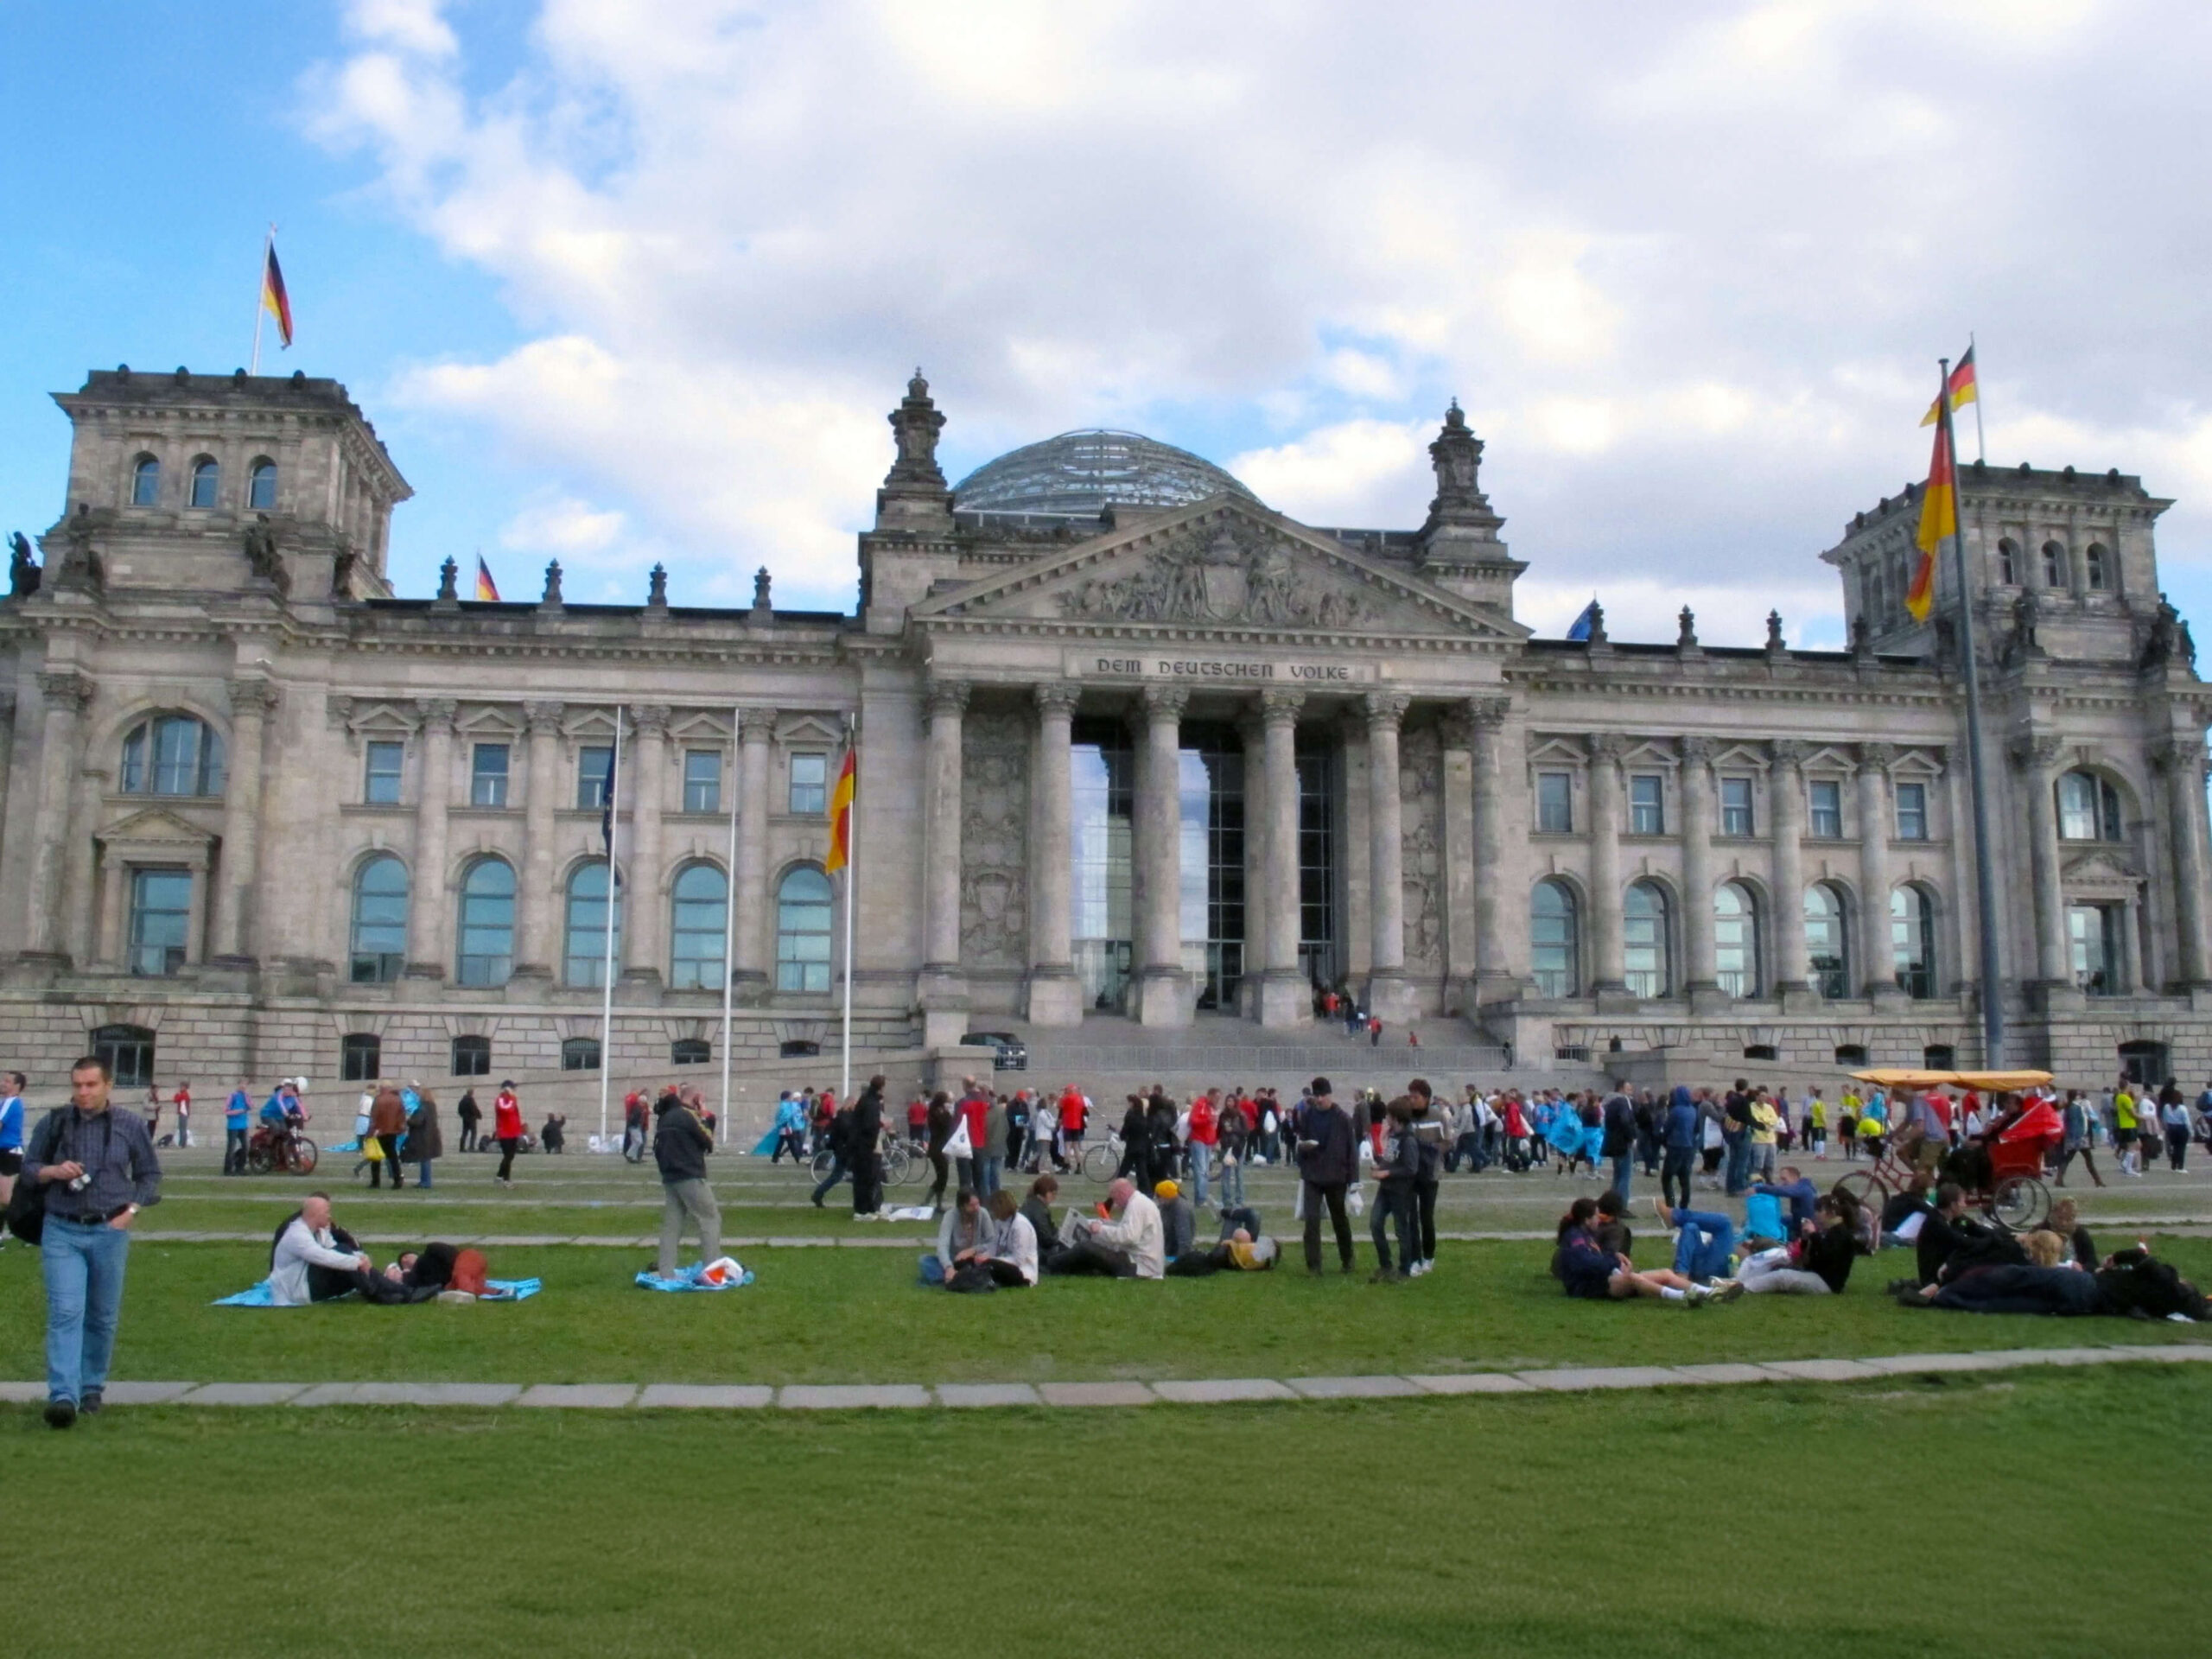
(4, 0, 2211, 646)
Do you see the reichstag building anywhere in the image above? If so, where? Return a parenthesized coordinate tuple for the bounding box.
(2, 363, 2207, 1105)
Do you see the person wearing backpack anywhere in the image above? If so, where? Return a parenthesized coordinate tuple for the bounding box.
(22, 1055, 162, 1428)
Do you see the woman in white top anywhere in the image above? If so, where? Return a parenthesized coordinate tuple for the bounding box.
(982, 1190, 1038, 1287)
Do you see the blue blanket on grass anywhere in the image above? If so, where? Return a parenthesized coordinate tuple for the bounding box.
(213, 1278, 541, 1306)
(635, 1264, 755, 1292)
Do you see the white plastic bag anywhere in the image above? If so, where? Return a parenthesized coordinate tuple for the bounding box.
(944, 1117, 973, 1159)
(1346, 1184, 1367, 1217)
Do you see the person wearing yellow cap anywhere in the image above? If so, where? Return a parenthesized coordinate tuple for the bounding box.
(1154, 1179, 1194, 1262)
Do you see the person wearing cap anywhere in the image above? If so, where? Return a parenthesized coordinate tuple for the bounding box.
(1154, 1179, 1195, 1262)
(492, 1081, 524, 1185)
(1167, 1209, 1281, 1276)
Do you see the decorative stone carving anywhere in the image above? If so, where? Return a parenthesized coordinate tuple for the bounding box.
(958, 708, 1030, 970)
(927, 679, 970, 720)
(887, 370, 947, 486)
(646, 563, 668, 607)
(324, 693, 355, 729)
(1679, 735, 1714, 766)
(416, 697, 459, 734)
(242, 514, 289, 594)
(750, 567, 772, 620)
(2008, 734, 2064, 772)
(1398, 723, 1446, 973)
(1363, 691, 1409, 730)
(541, 560, 564, 607)
(1141, 683, 1189, 722)
(1033, 682, 1082, 718)
(1465, 694, 1511, 730)
(1676, 606, 1699, 650)
(1857, 741, 1894, 774)
(1260, 687, 1305, 724)
(1588, 731, 1627, 763)
(632, 703, 671, 736)
(10, 531, 41, 597)
(226, 677, 279, 716)
(1769, 739, 1807, 768)
(1054, 524, 1370, 629)
(736, 706, 779, 741)
(36, 670, 93, 714)
(524, 700, 566, 734)
(1766, 610, 1786, 652)
(435, 556, 460, 603)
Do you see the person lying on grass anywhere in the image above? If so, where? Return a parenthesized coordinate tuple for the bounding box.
(1554, 1197, 1737, 1305)
(1901, 1242, 2209, 1319)
(270, 1194, 447, 1306)
(1165, 1208, 1280, 1276)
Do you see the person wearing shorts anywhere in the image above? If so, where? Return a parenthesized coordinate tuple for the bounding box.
(0, 1070, 25, 1229)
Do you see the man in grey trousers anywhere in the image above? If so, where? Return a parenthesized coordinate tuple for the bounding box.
(652, 1089, 721, 1276)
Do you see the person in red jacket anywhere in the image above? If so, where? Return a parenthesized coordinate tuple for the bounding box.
(1186, 1092, 1219, 1206)
(493, 1081, 524, 1185)
(1056, 1086, 1085, 1171)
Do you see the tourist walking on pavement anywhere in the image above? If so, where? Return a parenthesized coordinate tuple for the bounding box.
(849, 1074, 886, 1217)
(924, 1090, 955, 1207)
(1296, 1076, 1357, 1275)
(1407, 1081, 1444, 1275)
(409, 1087, 443, 1189)
(367, 1082, 407, 1190)
(223, 1080, 251, 1174)
(493, 1080, 524, 1185)
(26, 1055, 162, 1427)
(653, 1084, 721, 1276)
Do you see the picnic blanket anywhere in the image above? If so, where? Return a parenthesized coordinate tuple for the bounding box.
(213, 1277, 541, 1306)
(635, 1258, 754, 1292)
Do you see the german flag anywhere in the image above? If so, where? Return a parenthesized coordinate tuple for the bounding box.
(1919, 345, 1976, 426)
(262, 245, 294, 350)
(474, 556, 501, 602)
(823, 746, 857, 874)
(1906, 416, 1955, 622)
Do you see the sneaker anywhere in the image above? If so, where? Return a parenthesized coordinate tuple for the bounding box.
(44, 1397, 76, 1429)
(80, 1389, 104, 1414)
(1708, 1280, 1746, 1304)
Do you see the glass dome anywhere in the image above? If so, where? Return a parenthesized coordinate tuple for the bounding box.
(952, 429, 1259, 518)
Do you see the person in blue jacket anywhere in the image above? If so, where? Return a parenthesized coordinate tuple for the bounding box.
(223, 1081, 252, 1175)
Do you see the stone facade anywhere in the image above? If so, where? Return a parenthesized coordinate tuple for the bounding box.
(3, 365, 2209, 1101)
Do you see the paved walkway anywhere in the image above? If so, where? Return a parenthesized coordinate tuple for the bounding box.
(7, 1343, 2206, 1412)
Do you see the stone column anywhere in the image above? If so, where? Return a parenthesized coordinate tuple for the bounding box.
(621, 703, 671, 988)
(0, 694, 17, 881)
(1133, 683, 1191, 1027)
(210, 677, 276, 965)
(1236, 712, 1268, 1020)
(1025, 683, 1083, 1026)
(513, 701, 565, 983)
(1587, 732, 1625, 995)
(2155, 739, 2211, 990)
(922, 681, 968, 970)
(731, 709, 775, 1001)
(1439, 710, 1477, 1005)
(21, 670, 91, 963)
(404, 699, 456, 979)
(1679, 736, 1718, 1001)
(1363, 691, 1413, 1020)
(1466, 696, 1512, 995)
(1256, 687, 1308, 1027)
(2012, 734, 2069, 988)
(1856, 742, 1902, 1002)
(1770, 740, 1810, 1000)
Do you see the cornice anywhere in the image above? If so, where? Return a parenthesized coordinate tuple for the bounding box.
(913, 613, 1503, 654)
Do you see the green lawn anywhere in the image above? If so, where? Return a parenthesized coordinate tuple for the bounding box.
(5, 1235, 2207, 1387)
(7, 1366, 2207, 1659)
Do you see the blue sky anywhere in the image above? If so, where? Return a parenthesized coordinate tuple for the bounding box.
(4, 1, 2211, 644)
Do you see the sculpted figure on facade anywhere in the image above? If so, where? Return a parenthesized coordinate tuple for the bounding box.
(1054, 523, 1370, 629)
(959, 708, 1030, 970)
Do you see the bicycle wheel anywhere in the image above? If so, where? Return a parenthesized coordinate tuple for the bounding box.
(883, 1143, 913, 1185)
(810, 1147, 837, 1181)
(246, 1143, 272, 1175)
(1083, 1141, 1119, 1185)
(1834, 1169, 1887, 1214)
(289, 1136, 319, 1175)
(1992, 1175, 2048, 1232)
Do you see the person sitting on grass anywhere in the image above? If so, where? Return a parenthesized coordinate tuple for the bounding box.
(1914, 1182, 1974, 1287)
(1592, 1188, 1634, 1260)
(978, 1191, 1038, 1287)
(2045, 1198, 2100, 1272)
(268, 1195, 438, 1306)
(1555, 1202, 1735, 1305)
(1724, 1194, 1860, 1295)
(1154, 1178, 1196, 1263)
(1020, 1175, 1062, 1255)
(1045, 1178, 1164, 1279)
(1751, 1166, 1820, 1234)
(925, 1189, 989, 1283)
(1651, 1197, 1735, 1284)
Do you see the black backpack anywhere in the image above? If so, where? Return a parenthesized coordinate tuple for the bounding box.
(5, 1109, 73, 1245)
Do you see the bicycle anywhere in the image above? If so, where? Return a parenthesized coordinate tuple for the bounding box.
(1083, 1134, 1125, 1185)
(245, 1123, 320, 1176)
(809, 1140, 916, 1185)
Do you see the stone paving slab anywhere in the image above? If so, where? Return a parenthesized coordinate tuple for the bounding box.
(778, 1384, 933, 1409)
(1761, 1358, 1885, 1382)
(99, 1381, 196, 1404)
(1286, 1374, 1423, 1400)
(2108, 1343, 2212, 1363)
(1407, 1372, 1537, 1395)
(1669, 1363, 1784, 1385)
(1518, 1365, 1686, 1392)
(1037, 1381, 1155, 1407)
(0, 1381, 48, 1402)
(637, 1384, 775, 1409)
(182, 1382, 307, 1405)
(518, 1384, 639, 1408)
(1858, 1351, 2040, 1376)
(936, 1382, 1043, 1408)
(1151, 1377, 1296, 1403)
(293, 1382, 523, 1407)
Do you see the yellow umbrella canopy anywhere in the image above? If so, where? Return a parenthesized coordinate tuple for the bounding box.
(1849, 1069, 2054, 1091)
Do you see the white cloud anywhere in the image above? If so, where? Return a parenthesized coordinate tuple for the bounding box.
(499, 495, 628, 563)
(302, 0, 2212, 640)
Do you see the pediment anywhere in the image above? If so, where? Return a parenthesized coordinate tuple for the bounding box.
(912, 497, 1527, 642)
(2061, 849, 2140, 887)
(96, 805, 216, 847)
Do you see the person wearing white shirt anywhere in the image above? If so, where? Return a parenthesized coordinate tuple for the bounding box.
(982, 1190, 1039, 1286)
(270, 1193, 373, 1306)
(1046, 1179, 1164, 1279)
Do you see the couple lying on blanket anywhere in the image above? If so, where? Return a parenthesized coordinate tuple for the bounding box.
(271, 1194, 486, 1306)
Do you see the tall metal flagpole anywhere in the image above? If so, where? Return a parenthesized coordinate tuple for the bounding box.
(1938, 360, 2005, 1067)
(840, 714, 856, 1104)
(250, 225, 274, 375)
(717, 707, 741, 1145)
(598, 707, 624, 1147)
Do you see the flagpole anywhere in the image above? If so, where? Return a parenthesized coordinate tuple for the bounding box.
(718, 706, 740, 1145)
(840, 714, 856, 1104)
(599, 706, 624, 1148)
(1968, 332, 1986, 463)
(1939, 359, 2005, 1067)
(250, 225, 273, 375)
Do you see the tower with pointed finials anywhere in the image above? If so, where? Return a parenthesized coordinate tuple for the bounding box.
(1415, 399, 1525, 620)
(858, 369, 965, 634)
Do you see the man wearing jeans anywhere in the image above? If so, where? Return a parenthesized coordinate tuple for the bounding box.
(24, 1056, 162, 1427)
(1653, 1198, 1734, 1283)
(652, 1089, 721, 1277)
(223, 1080, 251, 1175)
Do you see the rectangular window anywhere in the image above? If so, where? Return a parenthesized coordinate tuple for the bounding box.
(1535, 771, 1573, 834)
(577, 747, 613, 810)
(1719, 776, 1755, 837)
(1808, 779, 1843, 839)
(789, 752, 828, 816)
(1895, 781, 1928, 841)
(470, 743, 510, 807)
(129, 868, 192, 976)
(364, 741, 404, 805)
(2069, 902, 2122, 996)
(683, 749, 721, 814)
(1628, 773, 1664, 836)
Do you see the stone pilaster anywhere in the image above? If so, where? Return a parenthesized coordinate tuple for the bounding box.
(620, 703, 671, 992)
(918, 679, 969, 1044)
(2154, 738, 2212, 990)
(2010, 734, 2069, 994)
(512, 700, 565, 985)
(1587, 731, 1626, 997)
(1680, 735, 1720, 1008)
(731, 708, 775, 1002)
(1256, 687, 1308, 1027)
(210, 677, 278, 966)
(1133, 683, 1192, 1027)
(404, 699, 456, 980)
(1363, 691, 1414, 1021)
(1467, 696, 1514, 998)
(1770, 739, 1812, 1004)
(1025, 683, 1083, 1027)
(19, 669, 91, 964)
(1857, 742, 1904, 1003)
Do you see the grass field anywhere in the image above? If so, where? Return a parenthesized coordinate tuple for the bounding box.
(8, 1365, 2208, 1659)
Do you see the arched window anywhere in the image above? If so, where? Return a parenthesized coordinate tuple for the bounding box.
(120, 715, 226, 796)
(669, 862, 728, 990)
(2056, 771, 2123, 842)
(248, 458, 277, 511)
(2084, 542, 2108, 591)
(1714, 880, 1760, 999)
(1995, 537, 2018, 585)
(1805, 882, 1849, 999)
(92, 1023, 156, 1088)
(561, 1036, 601, 1071)
(349, 855, 409, 983)
(2041, 540, 2065, 588)
(1622, 880, 1670, 998)
(189, 456, 219, 509)
(1529, 879, 1580, 999)
(1891, 885, 1936, 999)
(340, 1033, 382, 1082)
(130, 454, 161, 507)
(775, 867, 833, 993)
(563, 860, 623, 988)
(456, 858, 516, 988)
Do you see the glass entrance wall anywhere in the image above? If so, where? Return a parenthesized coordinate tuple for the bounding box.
(1177, 724, 1245, 1011)
(1297, 739, 1338, 992)
(1071, 719, 1134, 1013)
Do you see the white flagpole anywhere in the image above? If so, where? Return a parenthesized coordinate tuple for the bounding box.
(840, 715, 856, 1103)
(250, 225, 273, 375)
(1969, 330, 1986, 464)
(718, 707, 740, 1144)
(598, 706, 624, 1149)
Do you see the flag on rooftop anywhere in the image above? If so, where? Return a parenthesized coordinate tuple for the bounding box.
(474, 556, 501, 602)
(1566, 599, 1600, 642)
(1919, 345, 1977, 426)
(1905, 413, 1956, 622)
(261, 244, 293, 350)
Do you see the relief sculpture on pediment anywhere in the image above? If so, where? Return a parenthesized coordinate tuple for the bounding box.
(1054, 524, 1370, 629)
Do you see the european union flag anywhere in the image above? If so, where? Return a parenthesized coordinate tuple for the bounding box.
(1566, 599, 1600, 642)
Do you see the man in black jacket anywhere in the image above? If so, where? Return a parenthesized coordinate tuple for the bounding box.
(653, 1091, 721, 1277)
(849, 1075, 886, 1217)
(1296, 1077, 1357, 1275)
(1600, 1089, 1637, 1201)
